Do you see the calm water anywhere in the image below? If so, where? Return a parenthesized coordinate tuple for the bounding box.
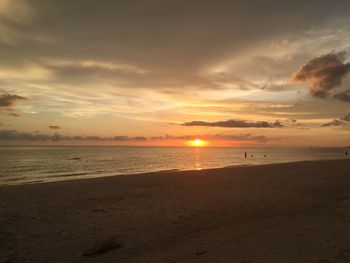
(0, 147, 348, 185)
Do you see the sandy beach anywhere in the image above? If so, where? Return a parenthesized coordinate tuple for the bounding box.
(1, 159, 350, 263)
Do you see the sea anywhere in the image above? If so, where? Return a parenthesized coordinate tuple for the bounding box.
(0, 146, 348, 185)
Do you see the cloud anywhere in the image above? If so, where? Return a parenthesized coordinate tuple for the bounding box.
(342, 114, 350, 121)
(210, 134, 280, 143)
(321, 119, 345, 127)
(151, 133, 280, 143)
(113, 136, 146, 141)
(48, 125, 61, 129)
(0, 130, 147, 142)
(1, 0, 350, 137)
(2, 1, 349, 94)
(0, 130, 278, 143)
(294, 52, 350, 97)
(0, 94, 27, 117)
(0, 94, 27, 107)
(0, 0, 34, 24)
(0, 130, 55, 141)
(333, 89, 350, 102)
(183, 119, 283, 128)
(44, 59, 147, 75)
(21, 1, 342, 71)
(8, 112, 21, 117)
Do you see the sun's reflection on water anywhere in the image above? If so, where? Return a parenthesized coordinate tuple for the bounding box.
(194, 148, 202, 170)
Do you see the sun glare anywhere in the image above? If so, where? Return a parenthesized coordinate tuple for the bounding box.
(188, 139, 207, 147)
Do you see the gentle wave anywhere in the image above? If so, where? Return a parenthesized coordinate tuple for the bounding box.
(0, 146, 348, 185)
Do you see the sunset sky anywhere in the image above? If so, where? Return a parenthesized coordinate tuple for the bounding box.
(0, 0, 350, 147)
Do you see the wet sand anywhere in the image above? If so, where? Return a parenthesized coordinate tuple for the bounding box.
(1, 159, 350, 263)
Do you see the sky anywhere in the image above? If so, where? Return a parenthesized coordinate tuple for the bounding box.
(0, 0, 350, 147)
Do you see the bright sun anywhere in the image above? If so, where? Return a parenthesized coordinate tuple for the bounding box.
(188, 139, 207, 147)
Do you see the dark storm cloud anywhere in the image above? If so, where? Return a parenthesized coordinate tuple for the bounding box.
(294, 52, 350, 97)
(321, 119, 345, 127)
(0, 94, 27, 107)
(333, 89, 350, 102)
(48, 125, 61, 129)
(183, 119, 283, 128)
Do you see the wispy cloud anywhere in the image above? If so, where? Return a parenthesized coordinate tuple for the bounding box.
(0, 0, 34, 24)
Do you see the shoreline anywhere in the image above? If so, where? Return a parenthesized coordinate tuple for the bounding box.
(1, 159, 350, 262)
(1, 157, 348, 187)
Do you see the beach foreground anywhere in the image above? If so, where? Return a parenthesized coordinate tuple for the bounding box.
(1, 159, 350, 263)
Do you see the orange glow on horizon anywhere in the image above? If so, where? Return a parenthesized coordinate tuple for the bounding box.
(187, 139, 208, 147)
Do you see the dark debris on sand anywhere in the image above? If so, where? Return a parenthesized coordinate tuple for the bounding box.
(83, 237, 122, 257)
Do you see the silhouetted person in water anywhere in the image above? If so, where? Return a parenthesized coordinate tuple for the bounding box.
(251, 154, 254, 158)
(264, 155, 267, 157)
(346, 151, 349, 156)
(245, 152, 247, 158)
